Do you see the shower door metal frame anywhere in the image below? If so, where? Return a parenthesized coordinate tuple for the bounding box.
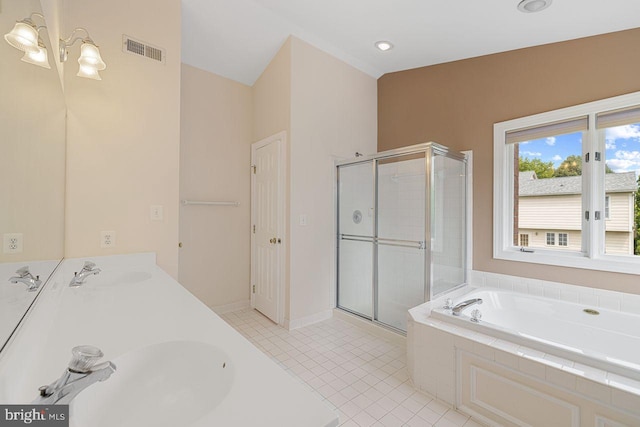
(336, 142, 467, 333)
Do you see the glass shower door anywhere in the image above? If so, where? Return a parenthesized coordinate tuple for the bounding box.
(337, 161, 374, 318)
(376, 153, 426, 331)
(431, 153, 466, 297)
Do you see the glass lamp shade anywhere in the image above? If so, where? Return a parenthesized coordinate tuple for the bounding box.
(77, 64, 102, 80)
(21, 39, 51, 69)
(4, 21, 39, 53)
(77, 42, 106, 70)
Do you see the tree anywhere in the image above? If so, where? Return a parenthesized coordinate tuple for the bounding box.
(553, 154, 614, 177)
(554, 155, 582, 177)
(519, 157, 555, 178)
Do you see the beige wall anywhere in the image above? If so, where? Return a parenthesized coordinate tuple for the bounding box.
(288, 37, 377, 323)
(253, 39, 292, 143)
(252, 38, 293, 318)
(251, 37, 377, 325)
(64, 0, 181, 277)
(179, 64, 253, 308)
(0, 0, 66, 263)
(378, 28, 640, 294)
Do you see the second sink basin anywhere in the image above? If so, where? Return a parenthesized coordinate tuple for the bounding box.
(70, 340, 234, 427)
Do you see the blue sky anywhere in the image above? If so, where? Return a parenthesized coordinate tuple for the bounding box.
(519, 123, 640, 175)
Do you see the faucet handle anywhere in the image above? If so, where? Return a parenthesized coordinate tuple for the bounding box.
(15, 266, 30, 277)
(69, 345, 104, 373)
(82, 261, 97, 271)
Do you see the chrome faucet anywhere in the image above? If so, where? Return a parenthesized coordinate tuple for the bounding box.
(34, 345, 116, 405)
(9, 266, 41, 292)
(69, 261, 101, 286)
(452, 298, 483, 316)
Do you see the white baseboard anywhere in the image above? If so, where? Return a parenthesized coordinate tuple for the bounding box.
(285, 309, 333, 331)
(210, 299, 251, 314)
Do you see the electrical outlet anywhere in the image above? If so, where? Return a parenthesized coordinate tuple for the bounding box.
(150, 205, 163, 221)
(101, 231, 116, 248)
(3, 233, 23, 254)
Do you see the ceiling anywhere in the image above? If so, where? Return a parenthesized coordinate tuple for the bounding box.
(181, 0, 640, 87)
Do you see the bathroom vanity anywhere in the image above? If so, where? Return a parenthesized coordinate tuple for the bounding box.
(0, 253, 339, 427)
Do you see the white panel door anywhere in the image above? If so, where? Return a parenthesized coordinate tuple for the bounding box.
(251, 135, 283, 323)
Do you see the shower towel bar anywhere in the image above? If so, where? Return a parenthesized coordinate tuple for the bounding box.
(181, 200, 240, 207)
(339, 234, 425, 249)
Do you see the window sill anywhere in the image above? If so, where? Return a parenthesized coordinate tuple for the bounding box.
(494, 247, 640, 276)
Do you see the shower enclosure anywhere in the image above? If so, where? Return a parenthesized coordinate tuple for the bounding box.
(336, 143, 467, 332)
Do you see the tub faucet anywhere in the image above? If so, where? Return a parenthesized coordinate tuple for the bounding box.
(69, 261, 101, 286)
(9, 266, 41, 292)
(452, 298, 483, 316)
(34, 345, 116, 405)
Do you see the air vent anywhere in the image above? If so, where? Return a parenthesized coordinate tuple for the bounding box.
(122, 35, 165, 64)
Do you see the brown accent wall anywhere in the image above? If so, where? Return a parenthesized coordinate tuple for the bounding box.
(378, 28, 640, 293)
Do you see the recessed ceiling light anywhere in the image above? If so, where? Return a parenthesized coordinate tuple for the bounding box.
(517, 0, 552, 13)
(375, 41, 393, 52)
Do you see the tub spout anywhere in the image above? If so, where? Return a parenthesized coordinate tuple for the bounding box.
(452, 298, 483, 316)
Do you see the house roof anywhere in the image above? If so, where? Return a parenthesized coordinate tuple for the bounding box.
(519, 171, 637, 197)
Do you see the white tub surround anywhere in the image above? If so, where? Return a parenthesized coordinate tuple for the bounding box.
(0, 253, 338, 427)
(408, 285, 640, 427)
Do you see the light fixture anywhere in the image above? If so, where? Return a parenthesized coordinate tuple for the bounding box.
(517, 0, 552, 13)
(4, 14, 41, 53)
(60, 28, 106, 80)
(4, 13, 51, 69)
(21, 38, 51, 69)
(375, 41, 394, 52)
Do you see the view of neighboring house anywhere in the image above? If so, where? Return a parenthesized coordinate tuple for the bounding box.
(517, 171, 637, 254)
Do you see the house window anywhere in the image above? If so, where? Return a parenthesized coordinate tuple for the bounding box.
(494, 91, 640, 274)
(519, 234, 529, 247)
(546, 233, 555, 246)
(559, 233, 568, 246)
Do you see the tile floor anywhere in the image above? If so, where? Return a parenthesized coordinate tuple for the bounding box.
(220, 308, 484, 427)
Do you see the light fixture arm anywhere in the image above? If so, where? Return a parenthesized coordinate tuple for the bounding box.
(59, 27, 94, 62)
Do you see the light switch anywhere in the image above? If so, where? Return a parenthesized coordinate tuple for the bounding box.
(150, 205, 164, 221)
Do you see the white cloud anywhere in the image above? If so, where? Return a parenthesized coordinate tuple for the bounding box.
(521, 151, 542, 157)
(606, 124, 640, 141)
(607, 151, 640, 172)
(545, 137, 556, 146)
(607, 159, 638, 172)
(551, 155, 562, 162)
(519, 140, 530, 145)
(605, 125, 640, 154)
(614, 150, 640, 160)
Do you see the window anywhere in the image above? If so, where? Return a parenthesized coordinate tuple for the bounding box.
(494, 91, 640, 274)
(519, 234, 529, 246)
(559, 233, 568, 246)
(546, 233, 555, 246)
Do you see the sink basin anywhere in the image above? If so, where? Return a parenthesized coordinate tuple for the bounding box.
(70, 341, 234, 427)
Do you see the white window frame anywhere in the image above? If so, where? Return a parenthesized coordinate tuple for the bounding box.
(494, 91, 640, 275)
(546, 232, 555, 246)
(558, 233, 568, 247)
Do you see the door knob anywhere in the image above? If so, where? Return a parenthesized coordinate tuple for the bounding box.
(270, 238, 276, 244)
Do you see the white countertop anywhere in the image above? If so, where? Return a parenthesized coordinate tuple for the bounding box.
(0, 253, 339, 427)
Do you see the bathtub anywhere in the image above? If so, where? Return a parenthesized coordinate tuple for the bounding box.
(430, 288, 640, 381)
(408, 285, 640, 426)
